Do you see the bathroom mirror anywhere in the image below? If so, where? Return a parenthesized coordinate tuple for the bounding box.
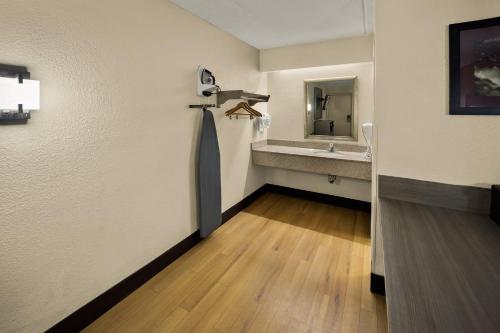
(304, 77, 357, 141)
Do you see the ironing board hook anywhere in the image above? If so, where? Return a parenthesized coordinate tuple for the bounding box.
(188, 104, 216, 111)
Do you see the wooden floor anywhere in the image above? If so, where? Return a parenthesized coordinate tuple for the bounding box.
(84, 193, 388, 333)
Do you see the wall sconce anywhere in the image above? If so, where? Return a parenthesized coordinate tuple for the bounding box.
(307, 103, 312, 112)
(0, 64, 40, 124)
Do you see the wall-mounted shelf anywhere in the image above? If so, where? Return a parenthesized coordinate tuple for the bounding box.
(216, 90, 270, 108)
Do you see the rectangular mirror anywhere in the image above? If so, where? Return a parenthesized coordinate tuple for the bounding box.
(304, 76, 357, 141)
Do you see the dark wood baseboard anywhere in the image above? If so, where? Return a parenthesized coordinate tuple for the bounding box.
(265, 184, 371, 212)
(46, 230, 202, 333)
(221, 185, 268, 223)
(370, 273, 386, 296)
(46, 184, 371, 332)
(46, 185, 267, 332)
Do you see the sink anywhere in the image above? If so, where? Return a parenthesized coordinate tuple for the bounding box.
(313, 149, 345, 156)
(313, 149, 369, 160)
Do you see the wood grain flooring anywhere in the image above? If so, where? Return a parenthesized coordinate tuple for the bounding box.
(84, 193, 387, 333)
(380, 198, 500, 333)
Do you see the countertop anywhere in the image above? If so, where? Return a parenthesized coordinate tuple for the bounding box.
(252, 144, 371, 163)
(380, 198, 500, 333)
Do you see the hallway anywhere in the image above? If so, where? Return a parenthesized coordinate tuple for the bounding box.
(85, 193, 387, 333)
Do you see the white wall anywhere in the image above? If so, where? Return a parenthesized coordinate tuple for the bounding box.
(265, 63, 374, 201)
(260, 35, 373, 71)
(372, 0, 500, 275)
(266, 169, 371, 202)
(375, 0, 500, 186)
(0, 1, 267, 331)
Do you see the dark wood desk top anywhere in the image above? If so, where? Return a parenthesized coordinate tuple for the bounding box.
(380, 198, 500, 333)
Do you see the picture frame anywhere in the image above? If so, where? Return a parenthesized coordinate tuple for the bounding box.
(449, 16, 500, 115)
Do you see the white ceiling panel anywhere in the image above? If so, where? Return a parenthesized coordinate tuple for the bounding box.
(171, 0, 373, 49)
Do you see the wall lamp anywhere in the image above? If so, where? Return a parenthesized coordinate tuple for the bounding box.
(0, 64, 40, 124)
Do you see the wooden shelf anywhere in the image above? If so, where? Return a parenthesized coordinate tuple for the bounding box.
(216, 90, 270, 108)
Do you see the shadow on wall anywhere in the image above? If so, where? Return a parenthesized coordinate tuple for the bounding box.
(243, 155, 266, 199)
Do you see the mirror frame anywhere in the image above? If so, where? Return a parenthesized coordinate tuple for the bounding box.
(303, 76, 358, 141)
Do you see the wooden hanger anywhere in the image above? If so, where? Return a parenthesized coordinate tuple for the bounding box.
(243, 102, 263, 117)
(225, 102, 262, 119)
(225, 102, 261, 116)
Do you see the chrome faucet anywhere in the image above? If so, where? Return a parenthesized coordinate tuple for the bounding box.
(328, 143, 336, 153)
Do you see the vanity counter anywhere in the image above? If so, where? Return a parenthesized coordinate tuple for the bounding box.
(251, 141, 371, 180)
(252, 144, 371, 163)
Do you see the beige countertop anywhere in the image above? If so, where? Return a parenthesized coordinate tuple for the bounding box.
(251, 141, 372, 180)
(252, 144, 371, 163)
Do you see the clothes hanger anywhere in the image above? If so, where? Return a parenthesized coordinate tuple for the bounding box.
(242, 102, 262, 117)
(226, 102, 261, 119)
(225, 102, 262, 118)
(225, 102, 250, 116)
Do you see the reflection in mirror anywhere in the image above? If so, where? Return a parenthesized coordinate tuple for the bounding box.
(305, 77, 356, 140)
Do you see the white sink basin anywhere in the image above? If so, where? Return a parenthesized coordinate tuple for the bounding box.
(313, 150, 345, 157)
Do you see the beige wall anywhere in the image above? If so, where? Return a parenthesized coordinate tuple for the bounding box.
(260, 35, 373, 72)
(372, 0, 500, 275)
(265, 63, 374, 201)
(266, 169, 371, 202)
(375, 0, 500, 186)
(267, 63, 374, 146)
(0, 1, 267, 331)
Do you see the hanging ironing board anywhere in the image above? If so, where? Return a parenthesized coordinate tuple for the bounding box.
(195, 105, 222, 237)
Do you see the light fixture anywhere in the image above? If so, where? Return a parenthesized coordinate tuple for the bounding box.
(0, 64, 40, 124)
(307, 103, 312, 112)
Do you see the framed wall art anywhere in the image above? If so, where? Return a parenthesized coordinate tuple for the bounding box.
(449, 16, 500, 115)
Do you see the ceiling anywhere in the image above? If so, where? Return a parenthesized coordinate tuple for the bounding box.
(171, 0, 373, 49)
